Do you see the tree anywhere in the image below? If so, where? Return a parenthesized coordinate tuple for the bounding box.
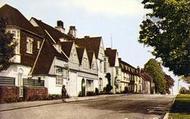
(0, 18, 15, 71)
(164, 74, 174, 94)
(139, 0, 190, 76)
(144, 59, 166, 94)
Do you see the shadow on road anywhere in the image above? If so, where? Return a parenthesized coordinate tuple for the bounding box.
(73, 96, 171, 115)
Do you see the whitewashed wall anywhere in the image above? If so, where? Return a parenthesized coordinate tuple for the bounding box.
(0, 64, 31, 86)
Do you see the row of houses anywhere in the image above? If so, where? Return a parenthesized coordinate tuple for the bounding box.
(0, 4, 155, 97)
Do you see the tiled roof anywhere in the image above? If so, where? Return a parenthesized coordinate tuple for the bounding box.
(87, 50, 94, 67)
(32, 39, 68, 75)
(105, 48, 117, 67)
(0, 4, 41, 36)
(60, 41, 74, 57)
(31, 17, 74, 43)
(76, 48, 84, 65)
(75, 36, 102, 58)
(119, 58, 139, 75)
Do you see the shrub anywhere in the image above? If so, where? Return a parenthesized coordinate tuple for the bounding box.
(46, 94, 62, 100)
(87, 91, 95, 96)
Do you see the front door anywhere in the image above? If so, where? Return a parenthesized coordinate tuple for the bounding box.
(81, 78, 85, 96)
(18, 72, 23, 97)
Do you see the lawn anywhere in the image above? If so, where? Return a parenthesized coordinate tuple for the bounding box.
(169, 94, 190, 119)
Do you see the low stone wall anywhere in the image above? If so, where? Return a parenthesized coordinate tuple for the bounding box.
(0, 86, 19, 103)
(24, 87, 48, 101)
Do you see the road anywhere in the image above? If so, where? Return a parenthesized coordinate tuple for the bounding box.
(0, 94, 175, 119)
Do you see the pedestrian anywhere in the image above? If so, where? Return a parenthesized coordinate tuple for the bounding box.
(62, 85, 68, 102)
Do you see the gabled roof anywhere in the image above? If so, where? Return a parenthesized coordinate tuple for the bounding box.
(31, 17, 74, 43)
(75, 36, 102, 58)
(105, 48, 117, 67)
(32, 39, 68, 75)
(76, 48, 85, 65)
(60, 41, 74, 57)
(87, 50, 94, 67)
(119, 58, 139, 75)
(0, 4, 40, 36)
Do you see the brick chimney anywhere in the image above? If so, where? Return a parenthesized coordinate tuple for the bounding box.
(68, 26, 76, 38)
(55, 20, 65, 33)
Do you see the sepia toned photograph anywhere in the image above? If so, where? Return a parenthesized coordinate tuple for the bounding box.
(0, 0, 190, 119)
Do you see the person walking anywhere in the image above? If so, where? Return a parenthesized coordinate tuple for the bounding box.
(62, 85, 68, 102)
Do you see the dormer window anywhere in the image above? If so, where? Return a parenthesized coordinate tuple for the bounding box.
(37, 41, 41, 49)
(59, 38, 66, 42)
(6, 29, 20, 54)
(26, 37, 33, 54)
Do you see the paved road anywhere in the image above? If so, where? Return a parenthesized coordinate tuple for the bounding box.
(0, 94, 175, 119)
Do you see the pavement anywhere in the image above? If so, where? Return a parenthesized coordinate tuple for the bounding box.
(0, 94, 122, 112)
(0, 94, 175, 119)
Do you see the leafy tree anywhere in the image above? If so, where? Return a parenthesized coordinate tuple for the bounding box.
(164, 74, 174, 94)
(139, 0, 190, 76)
(144, 59, 166, 94)
(0, 18, 15, 71)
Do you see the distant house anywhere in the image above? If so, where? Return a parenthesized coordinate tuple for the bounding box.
(0, 4, 44, 97)
(105, 48, 122, 93)
(140, 69, 155, 94)
(119, 58, 143, 93)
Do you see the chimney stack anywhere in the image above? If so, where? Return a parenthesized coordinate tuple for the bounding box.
(55, 20, 65, 33)
(68, 26, 76, 38)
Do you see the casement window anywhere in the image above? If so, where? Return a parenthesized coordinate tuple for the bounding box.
(26, 37, 33, 54)
(56, 67, 63, 86)
(56, 75, 63, 85)
(83, 57, 88, 69)
(104, 58, 107, 73)
(37, 41, 41, 49)
(6, 29, 20, 54)
(91, 62, 96, 70)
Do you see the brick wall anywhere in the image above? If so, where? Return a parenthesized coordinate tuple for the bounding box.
(0, 86, 19, 103)
(24, 87, 48, 101)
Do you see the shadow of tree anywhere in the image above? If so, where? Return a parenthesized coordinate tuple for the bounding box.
(74, 97, 171, 115)
(170, 99, 190, 114)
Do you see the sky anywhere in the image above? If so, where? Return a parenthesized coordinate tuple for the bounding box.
(0, 0, 188, 94)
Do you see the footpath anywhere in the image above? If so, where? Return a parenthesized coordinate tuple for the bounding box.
(0, 94, 124, 112)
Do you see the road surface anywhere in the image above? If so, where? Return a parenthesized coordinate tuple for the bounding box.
(0, 94, 175, 119)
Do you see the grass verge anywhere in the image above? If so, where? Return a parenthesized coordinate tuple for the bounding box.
(169, 94, 190, 119)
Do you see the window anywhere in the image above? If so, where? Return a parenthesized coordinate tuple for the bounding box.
(91, 62, 96, 70)
(37, 41, 41, 49)
(6, 29, 20, 54)
(56, 75, 63, 85)
(83, 57, 88, 69)
(100, 61, 103, 73)
(104, 58, 107, 73)
(26, 37, 33, 54)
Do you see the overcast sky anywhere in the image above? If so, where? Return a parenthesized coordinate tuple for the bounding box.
(0, 0, 187, 94)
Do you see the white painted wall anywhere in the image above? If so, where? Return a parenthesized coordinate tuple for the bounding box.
(0, 64, 31, 86)
(68, 71, 78, 96)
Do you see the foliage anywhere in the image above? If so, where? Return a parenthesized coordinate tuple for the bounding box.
(144, 59, 166, 94)
(105, 73, 113, 93)
(179, 87, 189, 94)
(0, 17, 15, 71)
(139, 0, 190, 76)
(164, 74, 174, 94)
